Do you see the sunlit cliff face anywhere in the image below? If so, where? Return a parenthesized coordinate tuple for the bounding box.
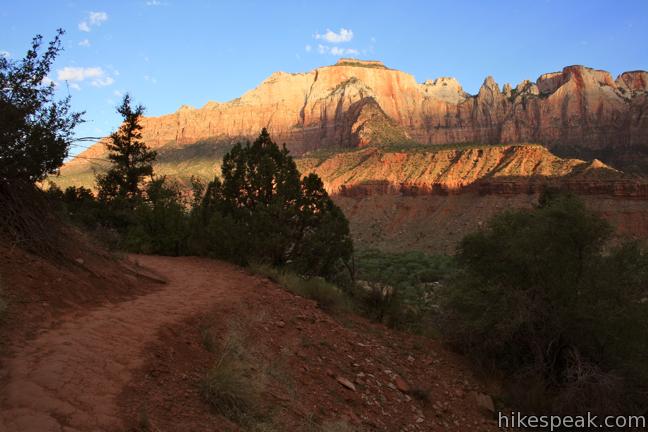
(64, 60, 648, 175)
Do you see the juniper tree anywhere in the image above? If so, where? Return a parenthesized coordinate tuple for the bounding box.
(198, 129, 353, 277)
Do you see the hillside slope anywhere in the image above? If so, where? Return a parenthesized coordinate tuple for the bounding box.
(297, 144, 624, 194)
(292, 144, 648, 254)
(0, 254, 498, 432)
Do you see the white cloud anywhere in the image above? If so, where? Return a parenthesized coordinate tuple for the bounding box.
(0, 50, 10, 58)
(91, 76, 114, 87)
(330, 46, 358, 56)
(305, 44, 311, 52)
(315, 28, 353, 43)
(79, 11, 108, 32)
(56, 66, 115, 89)
(89, 11, 108, 25)
(317, 44, 359, 56)
(57, 66, 104, 81)
(144, 75, 157, 84)
(78, 39, 91, 47)
(146, 0, 162, 5)
(113, 89, 123, 97)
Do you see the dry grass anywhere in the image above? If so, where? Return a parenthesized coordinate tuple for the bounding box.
(0, 181, 69, 261)
(0, 291, 6, 323)
(249, 263, 351, 314)
(200, 326, 268, 426)
(201, 360, 265, 423)
(319, 420, 358, 432)
(0, 277, 7, 323)
(301, 416, 359, 432)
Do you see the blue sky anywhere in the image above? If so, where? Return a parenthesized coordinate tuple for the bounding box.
(1, 0, 647, 157)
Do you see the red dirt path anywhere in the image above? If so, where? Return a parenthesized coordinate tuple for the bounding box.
(0, 256, 254, 431)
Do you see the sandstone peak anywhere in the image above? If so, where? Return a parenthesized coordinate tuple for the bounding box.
(423, 77, 461, 87)
(201, 101, 222, 110)
(503, 83, 512, 97)
(334, 58, 387, 69)
(514, 79, 539, 96)
(616, 70, 648, 94)
(178, 104, 195, 112)
(422, 77, 467, 103)
(537, 65, 618, 96)
(478, 76, 501, 97)
(481, 76, 499, 89)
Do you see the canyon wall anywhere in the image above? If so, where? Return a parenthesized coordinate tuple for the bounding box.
(64, 59, 648, 175)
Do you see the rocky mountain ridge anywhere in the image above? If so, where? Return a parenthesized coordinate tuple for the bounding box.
(64, 59, 648, 175)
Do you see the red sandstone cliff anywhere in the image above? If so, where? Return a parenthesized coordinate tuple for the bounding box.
(64, 59, 648, 176)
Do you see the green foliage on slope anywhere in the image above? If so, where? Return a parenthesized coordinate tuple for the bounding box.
(52, 129, 354, 280)
(352, 249, 455, 332)
(441, 191, 648, 414)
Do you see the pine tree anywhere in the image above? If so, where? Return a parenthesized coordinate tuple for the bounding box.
(97, 94, 156, 201)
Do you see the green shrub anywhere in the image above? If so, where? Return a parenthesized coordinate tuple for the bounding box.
(61, 185, 102, 227)
(290, 275, 350, 313)
(250, 264, 351, 314)
(353, 249, 455, 331)
(123, 177, 189, 255)
(46, 130, 354, 279)
(193, 210, 250, 264)
(441, 191, 648, 413)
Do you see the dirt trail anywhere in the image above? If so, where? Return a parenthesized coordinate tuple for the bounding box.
(0, 255, 253, 432)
